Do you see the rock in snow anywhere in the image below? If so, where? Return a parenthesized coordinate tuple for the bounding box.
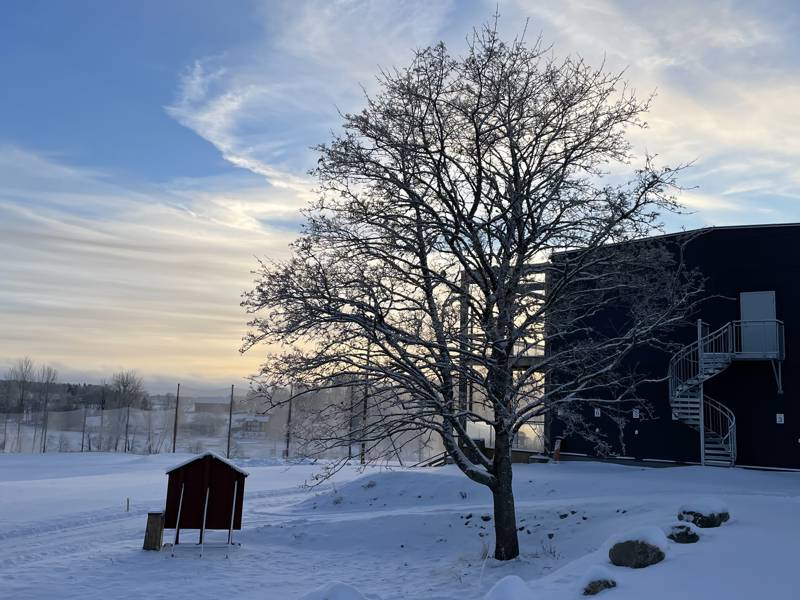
(678, 497, 730, 528)
(581, 565, 617, 596)
(666, 522, 700, 543)
(608, 526, 668, 568)
(483, 575, 534, 600)
(299, 582, 367, 600)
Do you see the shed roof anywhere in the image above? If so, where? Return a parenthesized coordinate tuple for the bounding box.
(165, 451, 249, 476)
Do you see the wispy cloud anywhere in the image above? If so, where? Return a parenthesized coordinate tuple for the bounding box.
(497, 0, 800, 221)
(166, 1, 456, 191)
(0, 145, 296, 388)
(4, 0, 799, 387)
(166, 0, 800, 232)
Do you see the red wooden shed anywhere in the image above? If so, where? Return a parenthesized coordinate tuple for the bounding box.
(164, 451, 248, 549)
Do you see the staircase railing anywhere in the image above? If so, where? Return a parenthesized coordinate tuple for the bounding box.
(704, 395, 737, 463)
(700, 320, 734, 355)
(512, 339, 545, 358)
(668, 339, 699, 400)
(668, 321, 733, 400)
(668, 318, 785, 467)
(411, 451, 448, 468)
(669, 320, 785, 399)
(730, 320, 785, 359)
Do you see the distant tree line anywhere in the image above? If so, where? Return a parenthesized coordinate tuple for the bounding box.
(0, 357, 152, 452)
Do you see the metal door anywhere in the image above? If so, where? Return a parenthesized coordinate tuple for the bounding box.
(740, 291, 776, 355)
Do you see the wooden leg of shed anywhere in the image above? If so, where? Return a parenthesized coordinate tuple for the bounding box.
(172, 483, 185, 556)
(227, 480, 238, 545)
(199, 486, 210, 557)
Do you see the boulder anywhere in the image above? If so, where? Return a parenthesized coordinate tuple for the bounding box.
(582, 566, 617, 596)
(678, 498, 729, 528)
(607, 527, 668, 568)
(609, 540, 665, 568)
(583, 579, 617, 596)
(667, 523, 700, 544)
(678, 509, 729, 528)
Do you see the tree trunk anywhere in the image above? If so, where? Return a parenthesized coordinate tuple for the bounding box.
(491, 430, 519, 560)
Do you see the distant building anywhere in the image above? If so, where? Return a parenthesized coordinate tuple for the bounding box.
(235, 414, 271, 438)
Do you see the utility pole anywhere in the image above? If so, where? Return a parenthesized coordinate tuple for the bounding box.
(347, 382, 354, 461)
(80, 406, 87, 452)
(41, 381, 50, 453)
(99, 384, 106, 452)
(284, 383, 294, 459)
(124, 396, 131, 453)
(172, 383, 180, 453)
(226, 384, 234, 459)
(360, 345, 371, 465)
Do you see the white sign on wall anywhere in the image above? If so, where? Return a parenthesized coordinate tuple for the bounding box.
(593, 408, 601, 418)
(777, 413, 785, 424)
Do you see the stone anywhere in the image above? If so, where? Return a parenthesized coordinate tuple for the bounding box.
(583, 579, 617, 596)
(608, 540, 665, 568)
(678, 509, 729, 528)
(582, 566, 616, 596)
(667, 523, 699, 543)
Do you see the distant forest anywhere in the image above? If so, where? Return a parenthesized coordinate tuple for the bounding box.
(0, 357, 172, 415)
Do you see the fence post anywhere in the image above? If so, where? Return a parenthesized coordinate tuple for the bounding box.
(347, 383, 354, 460)
(360, 345, 371, 465)
(284, 383, 293, 459)
(226, 384, 234, 459)
(41, 394, 49, 453)
(172, 383, 180, 453)
(80, 406, 87, 452)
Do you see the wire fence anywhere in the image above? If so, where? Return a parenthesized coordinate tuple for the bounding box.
(0, 383, 546, 462)
(0, 385, 449, 463)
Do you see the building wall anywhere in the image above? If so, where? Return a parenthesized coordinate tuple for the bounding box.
(549, 224, 800, 469)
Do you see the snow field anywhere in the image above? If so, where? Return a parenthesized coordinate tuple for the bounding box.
(1, 454, 799, 599)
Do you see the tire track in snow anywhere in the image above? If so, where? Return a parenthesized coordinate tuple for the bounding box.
(0, 484, 331, 569)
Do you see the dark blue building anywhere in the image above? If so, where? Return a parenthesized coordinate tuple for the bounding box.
(549, 223, 798, 470)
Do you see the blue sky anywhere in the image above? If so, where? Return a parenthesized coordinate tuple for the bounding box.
(1, 0, 799, 391)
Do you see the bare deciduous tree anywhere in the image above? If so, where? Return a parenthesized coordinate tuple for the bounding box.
(0, 378, 12, 452)
(38, 365, 58, 452)
(243, 26, 700, 560)
(111, 370, 144, 452)
(9, 357, 35, 452)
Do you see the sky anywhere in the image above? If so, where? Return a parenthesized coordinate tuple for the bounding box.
(1, 0, 799, 392)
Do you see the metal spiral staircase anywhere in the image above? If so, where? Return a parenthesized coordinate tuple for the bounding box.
(668, 319, 785, 467)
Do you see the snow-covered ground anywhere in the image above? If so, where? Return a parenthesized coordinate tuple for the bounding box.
(1, 453, 798, 599)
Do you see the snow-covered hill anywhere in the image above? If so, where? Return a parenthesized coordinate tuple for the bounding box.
(0, 453, 798, 599)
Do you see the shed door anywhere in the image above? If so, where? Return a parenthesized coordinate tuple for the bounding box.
(740, 291, 776, 355)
